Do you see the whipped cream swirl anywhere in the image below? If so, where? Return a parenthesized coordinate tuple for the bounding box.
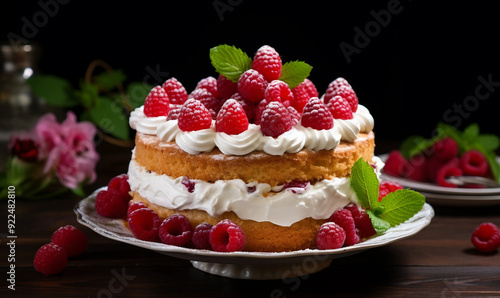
(129, 106, 166, 135)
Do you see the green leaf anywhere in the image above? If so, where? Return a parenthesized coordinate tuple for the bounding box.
(278, 61, 313, 89)
(400, 135, 432, 159)
(75, 82, 100, 109)
(476, 134, 500, 152)
(378, 189, 425, 227)
(462, 123, 479, 144)
(27, 75, 78, 107)
(350, 158, 380, 209)
(367, 210, 391, 234)
(126, 82, 153, 109)
(95, 69, 127, 91)
(88, 96, 130, 140)
(210, 45, 252, 82)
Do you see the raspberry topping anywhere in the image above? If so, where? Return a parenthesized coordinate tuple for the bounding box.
(209, 219, 246, 252)
(252, 45, 282, 82)
(383, 150, 408, 177)
(95, 188, 129, 219)
(167, 104, 182, 120)
(301, 97, 334, 130)
(217, 74, 238, 99)
(233, 94, 257, 123)
(216, 99, 249, 135)
(378, 180, 404, 201)
(51, 225, 88, 258)
(159, 214, 193, 247)
(287, 106, 301, 126)
(162, 77, 188, 104)
(127, 201, 148, 219)
(291, 79, 318, 113)
(460, 150, 489, 176)
(34, 243, 67, 276)
(316, 222, 346, 250)
(324, 81, 358, 113)
(237, 69, 268, 102)
(177, 98, 213, 132)
(192, 222, 213, 250)
(195, 76, 219, 98)
(188, 88, 224, 117)
(143, 86, 170, 117)
(326, 95, 354, 120)
(329, 209, 360, 246)
(128, 208, 161, 242)
(259, 101, 293, 137)
(432, 137, 459, 161)
(471, 222, 500, 253)
(264, 80, 294, 107)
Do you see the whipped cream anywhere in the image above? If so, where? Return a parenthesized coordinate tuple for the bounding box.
(129, 104, 374, 156)
(128, 157, 385, 227)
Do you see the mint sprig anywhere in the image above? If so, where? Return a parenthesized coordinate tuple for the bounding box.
(210, 45, 252, 82)
(278, 61, 313, 89)
(350, 158, 425, 234)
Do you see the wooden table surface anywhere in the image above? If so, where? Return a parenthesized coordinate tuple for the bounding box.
(2, 141, 500, 297)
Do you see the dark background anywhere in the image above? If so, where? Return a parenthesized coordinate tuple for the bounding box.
(2, 0, 499, 144)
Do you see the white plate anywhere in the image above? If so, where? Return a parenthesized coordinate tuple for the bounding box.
(75, 187, 434, 280)
(378, 154, 500, 206)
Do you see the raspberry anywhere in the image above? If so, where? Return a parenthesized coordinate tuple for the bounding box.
(159, 214, 193, 247)
(209, 219, 246, 252)
(253, 98, 270, 125)
(107, 174, 130, 198)
(471, 222, 500, 253)
(34, 243, 67, 276)
(291, 79, 318, 113)
(259, 101, 293, 137)
(252, 45, 282, 82)
(324, 83, 358, 112)
(216, 99, 249, 135)
(282, 180, 309, 194)
(188, 88, 224, 117)
(316, 222, 346, 250)
(264, 80, 294, 107)
(127, 201, 148, 219)
(192, 222, 213, 250)
(326, 95, 353, 120)
(460, 150, 489, 176)
(162, 77, 188, 104)
(128, 208, 161, 242)
(383, 150, 408, 177)
(432, 137, 458, 161)
(95, 189, 129, 218)
(287, 106, 301, 126)
(427, 155, 448, 182)
(378, 180, 404, 201)
(181, 176, 196, 193)
(436, 158, 462, 187)
(345, 204, 376, 239)
(300, 97, 334, 130)
(143, 86, 170, 117)
(167, 104, 182, 120)
(237, 69, 268, 102)
(328, 209, 359, 246)
(217, 74, 238, 99)
(177, 98, 213, 132)
(51, 225, 88, 258)
(195, 76, 219, 98)
(233, 93, 257, 123)
(406, 154, 429, 182)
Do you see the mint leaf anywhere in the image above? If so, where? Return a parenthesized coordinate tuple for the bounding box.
(378, 189, 425, 227)
(210, 45, 252, 82)
(27, 75, 78, 107)
(278, 61, 312, 89)
(462, 123, 480, 146)
(400, 135, 433, 159)
(350, 158, 380, 209)
(367, 210, 391, 234)
(476, 134, 500, 152)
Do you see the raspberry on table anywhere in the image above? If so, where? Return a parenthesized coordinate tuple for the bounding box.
(162, 77, 188, 104)
(217, 74, 238, 100)
(34, 243, 67, 276)
(192, 222, 213, 250)
(95, 189, 129, 219)
(471, 222, 500, 253)
(51, 225, 88, 258)
(237, 69, 268, 102)
(460, 150, 489, 177)
(216, 99, 249, 135)
(291, 78, 318, 113)
(301, 97, 334, 130)
(127, 201, 148, 219)
(195, 76, 219, 98)
(128, 208, 161, 242)
(252, 45, 282, 82)
(383, 150, 408, 177)
(259, 101, 293, 137)
(326, 95, 353, 120)
(316, 222, 346, 250)
(264, 80, 294, 107)
(177, 98, 213, 132)
(143, 86, 170, 117)
(328, 209, 359, 246)
(209, 219, 246, 252)
(159, 214, 193, 247)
